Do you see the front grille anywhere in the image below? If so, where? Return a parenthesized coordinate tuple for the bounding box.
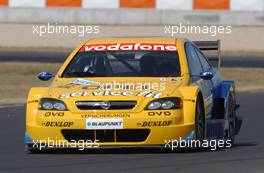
(75, 101, 137, 110)
(61, 129, 150, 143)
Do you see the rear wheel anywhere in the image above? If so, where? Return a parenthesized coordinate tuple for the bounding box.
(224, 93, 236, 146)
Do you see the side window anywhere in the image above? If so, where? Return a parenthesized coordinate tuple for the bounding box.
(195, 48, 211, 71)
(185, 43, 203, 75)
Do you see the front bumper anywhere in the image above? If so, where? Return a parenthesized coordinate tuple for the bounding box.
(25, 110, 195, 149)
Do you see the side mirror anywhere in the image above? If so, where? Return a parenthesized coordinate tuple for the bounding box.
(37, 72, 55, 81)
(200, 71, 214, 80)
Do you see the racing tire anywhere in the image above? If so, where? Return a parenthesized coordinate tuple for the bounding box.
(224, 93, 236, 147)
(195, 97, 205, 142)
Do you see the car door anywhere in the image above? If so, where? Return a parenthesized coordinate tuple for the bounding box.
(185, 42, 212, 117)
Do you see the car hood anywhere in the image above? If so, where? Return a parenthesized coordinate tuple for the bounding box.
(44, 77, 184, 112)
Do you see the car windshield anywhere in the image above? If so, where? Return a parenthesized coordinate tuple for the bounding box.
(62, 51, 181, 77)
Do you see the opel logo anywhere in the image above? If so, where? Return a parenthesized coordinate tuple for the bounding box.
(100, 101, 111, 110)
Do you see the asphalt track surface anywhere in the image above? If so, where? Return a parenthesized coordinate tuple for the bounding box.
(0, 91, 263, 173)
(0, 51, 264, 67)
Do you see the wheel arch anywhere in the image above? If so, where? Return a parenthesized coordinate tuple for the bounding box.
(212, 80, 236, 120)
(26, 87, 48, 126)
(179, 86, 203, 124)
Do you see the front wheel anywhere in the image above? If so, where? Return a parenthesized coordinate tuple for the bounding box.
(195, 98, 205, 141)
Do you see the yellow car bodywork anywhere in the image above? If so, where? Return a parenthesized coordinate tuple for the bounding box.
(26, 38, 202, 148)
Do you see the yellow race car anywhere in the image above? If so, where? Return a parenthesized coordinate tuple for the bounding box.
(25, 37, 242, 151)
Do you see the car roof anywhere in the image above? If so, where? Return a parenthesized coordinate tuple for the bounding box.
(84, 37, 179, 45)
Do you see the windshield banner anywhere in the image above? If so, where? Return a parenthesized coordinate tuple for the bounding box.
(80, 43, 177, 52)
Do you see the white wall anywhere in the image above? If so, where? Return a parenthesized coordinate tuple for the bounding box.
(9, 0, 45, 7)
(231, 0, 264, 11)
(156, 0, 192, 10)
(82, 0, 119, 9)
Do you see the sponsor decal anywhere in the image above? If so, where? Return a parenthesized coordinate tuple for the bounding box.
(148, 111, 171, 116)
(57, 79, 98, 89)
(183, 99, 195, 102)
(43, 121, 73, 127)
(80, 43, 177, 52)
(58, 83, 80, 89)
(27, 100, 38, 104)
(44, 112, 64, 117)
(137, 121, 172, 127)
(59, 91, 162, 99)
(86, 118, 123, 129)
(100, 84, 148, 90)
(71, 78, 98, 86)
(81, 113, 130, 118)
(82, 85, 101, 90)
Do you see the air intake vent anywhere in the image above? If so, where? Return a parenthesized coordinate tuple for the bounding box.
(75, 101, 137, 110)
(61, 129, 150, 143)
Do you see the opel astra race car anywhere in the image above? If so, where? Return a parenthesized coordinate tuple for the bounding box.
(25, 37, 242, 151)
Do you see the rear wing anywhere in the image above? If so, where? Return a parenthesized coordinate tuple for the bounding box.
(193, 40, 221, 69)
